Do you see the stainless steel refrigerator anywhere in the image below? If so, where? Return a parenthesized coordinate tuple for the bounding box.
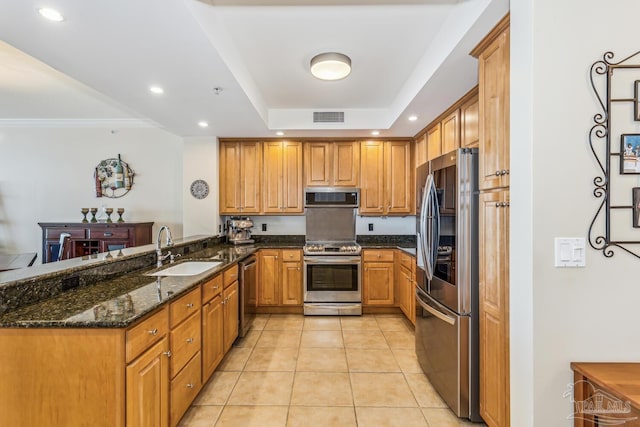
(415, 148, 481, 422)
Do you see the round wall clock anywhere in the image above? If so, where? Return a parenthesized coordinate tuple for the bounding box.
(190, 179, 209, 199)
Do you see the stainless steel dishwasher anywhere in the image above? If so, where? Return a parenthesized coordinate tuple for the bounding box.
(238, 254, 257, 337)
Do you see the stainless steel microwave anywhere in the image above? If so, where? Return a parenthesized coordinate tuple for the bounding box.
(304, 188, 359, 208)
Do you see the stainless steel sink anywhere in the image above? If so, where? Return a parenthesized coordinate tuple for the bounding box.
(146, 261, 223, 277)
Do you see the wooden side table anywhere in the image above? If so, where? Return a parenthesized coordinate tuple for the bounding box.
(570, 362, 640, 427)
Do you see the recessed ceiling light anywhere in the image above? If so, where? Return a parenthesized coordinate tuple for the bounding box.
(38, 8, 64, 22)
(198, 121, 209, 128)
(371, 131, 380, 136)
(149, 86, 164, 95)
(408, 115, 418, 122)
(276, 131, 284, 136)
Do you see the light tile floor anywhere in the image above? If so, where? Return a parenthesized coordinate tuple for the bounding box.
(179, 314, 483, 427)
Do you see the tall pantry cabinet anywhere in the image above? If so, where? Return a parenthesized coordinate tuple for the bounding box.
(471, 14, 510, 427)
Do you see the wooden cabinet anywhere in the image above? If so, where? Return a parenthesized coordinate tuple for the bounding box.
(201, 274, 224, 380)
(441, 109, 460, 155)
(263, 140, 303, 214)
(39, 222, 153, 263)
(304, 141, 359, 187)
(427, 123, 442, 161)
(257, 249, 302, 306)
(219, 141, 262, 214)
(472, 15, 510, 427)
(414, 133, 427, 169)
(461, 93, 480, 148)
(223, 281, 239, 353)
(360, 140, 413, 216)
(396, 250, 415, 324)
(362, 250, 395, 306)
(476, 24, 510, 191)
(126, 336, 170, 427)
(478, 189, 510, 427)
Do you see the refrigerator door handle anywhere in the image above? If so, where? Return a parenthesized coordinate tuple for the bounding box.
(416, 289, 456, 326)
(420, 174, 438, 280)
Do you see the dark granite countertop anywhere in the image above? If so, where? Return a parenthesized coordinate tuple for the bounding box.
(0, 234, 415, 329)
(0, 245, 256, 328)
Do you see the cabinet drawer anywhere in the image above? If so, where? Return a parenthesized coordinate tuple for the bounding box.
(223, 265, 238, 288)
(170, 287, 201, 328)
(45, 227, 86, 240)
(170, 310, 201, 378)
(202, 274, 223, 304)
(170, 352, 202, 427)
(281, 249, 301, 261)
(90, 227, 129, 239)
(126, 307, 169, 363)
(363, 250, 394, 262)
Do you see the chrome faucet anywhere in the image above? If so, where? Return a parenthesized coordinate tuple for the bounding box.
(156, 225, 174, 268)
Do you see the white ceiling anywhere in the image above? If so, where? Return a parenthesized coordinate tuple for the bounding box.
(0, 0, 508, 138)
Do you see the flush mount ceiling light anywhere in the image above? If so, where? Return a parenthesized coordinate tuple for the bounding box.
(38, 7, 64, 22)
(310, 52, 351, 81)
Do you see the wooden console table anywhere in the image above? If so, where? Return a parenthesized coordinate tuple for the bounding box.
(570, 362, 640, 427)
(38, 222, 153, 263)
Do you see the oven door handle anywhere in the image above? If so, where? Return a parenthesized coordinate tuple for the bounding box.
(303, 257, 361, 264)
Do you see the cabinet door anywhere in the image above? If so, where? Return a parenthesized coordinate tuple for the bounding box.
(360, 141, 385, 215)
(304, 142, 331, 187)
(386, 140, 412, 215)
(478, 29, 510, 190)
(239, 142, 262, 213)
(415, 134, 427, 169)
(479, 190, 510, 427)
(441, 110, 460, 155)
(281, 261, 302, 305)
(263, 141, 283, 213)
(258, 250, 280, 305)
(219, 142, 241, 214)
(427, 123, 442, 161)
(397, 265, 410, 319)
(363, 262, 394, 305)
(333, 141, 359, 187)
(223, 281, 239, 353)
(126, 337, 169, 427)
(461, 94, 479, 148)
(282, 141, 303, 213)
(202, 295, 224, 379)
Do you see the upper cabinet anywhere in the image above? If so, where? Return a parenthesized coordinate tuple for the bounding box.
(415, 134, 427, 169)
(304, 141, 359, 187)
(427, 123, 442, 161)
(360, 140, 413, 216)
(219, 141, 262, 215)
(263, 140, 303, 214)
(441, 109, 460, 155)
(461, 94, 480, 148)
(476, 26, 510, 191)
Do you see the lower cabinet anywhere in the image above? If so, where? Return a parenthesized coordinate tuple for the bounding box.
(257, 249, 303, 306)
(126, 337, 170, 427)
(396, 250, 415, 324)
(223, 281, 239, 353)
(362, 249, 395, 306)
(202, 293, 224, 380)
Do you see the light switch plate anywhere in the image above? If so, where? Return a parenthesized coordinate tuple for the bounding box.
(554, 237, 586, 267)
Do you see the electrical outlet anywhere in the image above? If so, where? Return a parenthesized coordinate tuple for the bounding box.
(368, 223, 374, 231)
(218, 224, 222, 234)
(262, 223, 267, 232)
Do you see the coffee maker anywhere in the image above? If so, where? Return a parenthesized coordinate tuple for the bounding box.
(226, 217, 255, 245)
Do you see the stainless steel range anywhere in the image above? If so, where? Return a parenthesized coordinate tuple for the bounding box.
(303, 188, 362, 316)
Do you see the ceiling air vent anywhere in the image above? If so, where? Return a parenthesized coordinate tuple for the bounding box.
(313, 111, 344, 123)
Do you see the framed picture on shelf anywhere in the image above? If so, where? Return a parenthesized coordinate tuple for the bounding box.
(634, 187, 640, 228)
(635, 80, 640, 121)
(620, 134, 640, 174)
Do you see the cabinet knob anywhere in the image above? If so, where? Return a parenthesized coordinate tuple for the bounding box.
(503, 169, 510, 175)
(186, 383, 194, 389)
(186, 337, 194, 344)
(162, 351, 172, 358)
(148, 328, 158, 336)
(186, 303, 194, 308)
(221, 299, 226, 305)
(495, 202, 501, 207)
(213, 285, 219, 290)
(495, 170, 502, 176)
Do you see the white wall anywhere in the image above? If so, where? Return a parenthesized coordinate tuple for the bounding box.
(511, 1, 640, 426)
(0, 127, 183, 261)
(182, 137, 220, 237)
